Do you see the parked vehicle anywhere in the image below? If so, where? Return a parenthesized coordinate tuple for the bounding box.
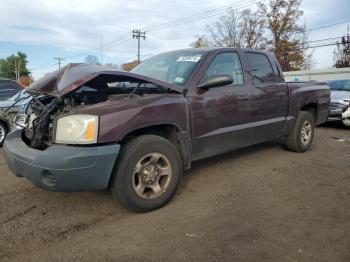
(326, 79, 350, 126)
(4, 48, 330, 212)
(0, 79, 24, 101)
(0, 90, 32, 145)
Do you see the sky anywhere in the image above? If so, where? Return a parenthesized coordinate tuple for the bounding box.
(0, 0, 349, 79)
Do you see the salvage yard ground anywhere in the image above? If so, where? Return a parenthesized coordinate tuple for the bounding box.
(0, 124, 349, 262)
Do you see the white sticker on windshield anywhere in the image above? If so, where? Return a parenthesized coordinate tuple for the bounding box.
(174, 77, 184, 83)
(176, 55, 202, 62)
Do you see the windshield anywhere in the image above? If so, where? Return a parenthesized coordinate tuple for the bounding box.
(326, 80, 350, 91)
(132, 50, 208, 87)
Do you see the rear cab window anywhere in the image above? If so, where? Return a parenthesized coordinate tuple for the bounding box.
(246, 52, 276, 84)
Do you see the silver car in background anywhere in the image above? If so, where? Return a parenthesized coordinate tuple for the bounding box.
(0, 90, 32, 145)
(326, 79, 350, 126)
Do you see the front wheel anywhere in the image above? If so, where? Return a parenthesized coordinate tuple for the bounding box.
(285, 111, 315, 152)
(111, 135, 183, 212)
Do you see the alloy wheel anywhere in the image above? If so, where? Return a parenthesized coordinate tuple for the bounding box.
(132, 153, 172, 200)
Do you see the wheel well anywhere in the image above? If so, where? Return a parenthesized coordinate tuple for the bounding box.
(121, 125, 190, 169)
(301, 103, 317, 122)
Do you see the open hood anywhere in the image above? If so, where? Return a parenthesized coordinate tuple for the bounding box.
(27, 63, 183, 97)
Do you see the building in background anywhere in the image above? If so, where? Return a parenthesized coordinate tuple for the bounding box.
(284, 68, 350, 82)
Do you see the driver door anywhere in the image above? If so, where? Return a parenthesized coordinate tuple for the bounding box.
(187, 51, 254, 160)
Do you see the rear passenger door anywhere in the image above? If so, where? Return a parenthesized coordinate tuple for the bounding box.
(245, 52, 287, 142)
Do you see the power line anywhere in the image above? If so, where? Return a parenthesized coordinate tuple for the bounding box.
(143, 0, 257, 32)
(307, 19, 350, 32)
(307, 42, 349, 49)
(308, 36, 342, 43)
(143, 0, 252, 31)
(79, 0, 256, 54)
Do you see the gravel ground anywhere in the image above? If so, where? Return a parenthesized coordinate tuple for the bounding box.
(0, 124, 349, 262)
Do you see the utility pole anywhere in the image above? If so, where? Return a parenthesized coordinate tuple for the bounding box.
(132, 30, 146, 63)
(54, 57, 65, 70)
(100, 33, 103, 64)
(14, 59, 18, 81)
(17, 59, 21, 82)
(14, 59, 21, 82)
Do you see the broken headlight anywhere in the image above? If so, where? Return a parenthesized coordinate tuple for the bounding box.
(14, 114, 28, 129)
(55, 115, 99, 145)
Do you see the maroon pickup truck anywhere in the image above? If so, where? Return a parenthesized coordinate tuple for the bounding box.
(4, 48, 330, 212)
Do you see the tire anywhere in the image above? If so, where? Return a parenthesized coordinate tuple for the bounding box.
(111, 135, 183, 212)
(285, 111, 315, 152)
(0, 122, 8, 147)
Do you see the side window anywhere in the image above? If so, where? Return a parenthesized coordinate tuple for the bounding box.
(246, 53, 276, 84)
(204, 52, 244, 85)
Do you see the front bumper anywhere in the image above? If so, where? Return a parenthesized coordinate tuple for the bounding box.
(328, 102, 350, 122)
(3, 130, 120, 192)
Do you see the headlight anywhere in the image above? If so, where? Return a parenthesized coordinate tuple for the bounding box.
(55, 115, 99, 144)
(338, 99, 350, 106)
(14, 114, 28, 129)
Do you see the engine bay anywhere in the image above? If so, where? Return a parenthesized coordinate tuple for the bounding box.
(23, 77, 172, 150)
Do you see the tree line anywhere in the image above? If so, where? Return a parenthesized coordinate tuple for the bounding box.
(191, 0, 312, 71)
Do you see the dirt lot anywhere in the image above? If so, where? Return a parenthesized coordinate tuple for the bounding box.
(0, 124, 349, 262)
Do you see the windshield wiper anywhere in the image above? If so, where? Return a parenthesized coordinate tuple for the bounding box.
(127, 83, 142, 98)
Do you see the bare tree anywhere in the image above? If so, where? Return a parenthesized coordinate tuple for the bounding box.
(84, 55, 100, 64)
(206, 9, 245, 47)
(194, 8, 266, 49)
(239, 9, 266, 49)
(191, 35, 211, 48)
(334, 27, 350, 68)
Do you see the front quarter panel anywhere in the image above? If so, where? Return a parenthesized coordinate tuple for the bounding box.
(96, 94, 189, 143)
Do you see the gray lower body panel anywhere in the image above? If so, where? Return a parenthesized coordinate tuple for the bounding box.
(4, 130, 120, 192)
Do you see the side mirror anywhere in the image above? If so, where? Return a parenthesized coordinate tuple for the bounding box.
(198, 75, 233, 90)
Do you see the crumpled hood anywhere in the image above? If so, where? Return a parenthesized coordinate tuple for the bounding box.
(27, 63, 183, 97)
(330, 90, 350, 103)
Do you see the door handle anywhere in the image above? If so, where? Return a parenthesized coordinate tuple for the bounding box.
(237, 95, 250, 101)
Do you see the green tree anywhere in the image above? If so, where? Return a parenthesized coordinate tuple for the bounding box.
(0, 52, 30, 80)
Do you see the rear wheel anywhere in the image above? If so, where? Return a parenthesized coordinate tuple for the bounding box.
(285, 111, 315, 152)
(111, 135, 183, 212)
(0, 122, 8, 146)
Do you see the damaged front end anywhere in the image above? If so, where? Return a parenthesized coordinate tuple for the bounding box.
(22, 63, 182, 150)
(342, 106, 350, 126)
(329, 101, 350, 126)
(23, 95, 60, 149)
